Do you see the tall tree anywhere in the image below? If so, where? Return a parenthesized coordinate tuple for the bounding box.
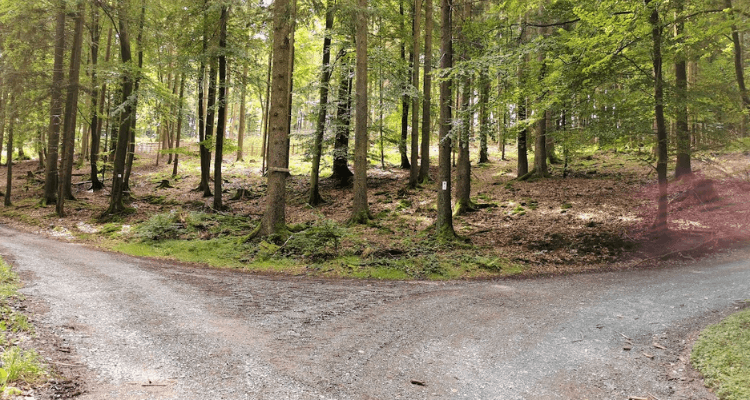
(436, 0, 455, 238)
(3, 94, 13, 207)
(408, 0, 422, 188)
(196, 0, 211, 194)
(257, 0, 296, 236)
(454, 0, 474, 216)
(122, 0, 145, 195)
(516, 16, 529, 178)
(88, 8, 105, 191)
(399, 0, 411, 169)
(674, 0, 691, 178)
(236, 63, 248, 163)
(172, 73, 185, 177)
(330, 49, 354, 185)
(646, 0, 669, 233)
(725, 0, 749, 137)
(213, 5, 228, 210)
(309, 0, 335, 206)
(103, 1, 134, 217)
(43, 1, 65, 205)
(418, 0, 433, 182)
(57, 1, 86, 217)
(350, 0, 371, 223)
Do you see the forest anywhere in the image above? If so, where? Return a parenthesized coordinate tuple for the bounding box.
(0, 0, 749, 278)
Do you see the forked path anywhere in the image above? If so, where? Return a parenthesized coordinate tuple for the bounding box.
(1, 225, 748, 399)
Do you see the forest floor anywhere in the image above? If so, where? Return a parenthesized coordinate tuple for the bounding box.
(1, 143, 750, 280)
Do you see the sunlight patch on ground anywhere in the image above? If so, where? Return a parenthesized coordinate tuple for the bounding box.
(673, 219, 709, 230)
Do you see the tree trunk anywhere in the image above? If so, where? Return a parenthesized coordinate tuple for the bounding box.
(196, 0, 212, 194)
(331, 50, 354, 185)
(258, 0, 296, 236)
(261, 49, 272, 174)
(56, 1, 85, 217)
(0, 83, 5, 167)
(725, 0, 749, 137)
(408, 0, 422, 188)
(89, 14, 106, 191)
(172, 73, 185, 178)
(478, 67, 490, 164)
(4, 94, 14, 207)
(103, 6, 134, 217)
(213, 6, 228, 210)
(350, 0, 370, 223)
(123, 0, 145, 196)
(309, 0, 334, 206)
(674, 0, 691, 179)
(516, 16, 529, 178)
(436, 0, 455, 239)
(399, 0, 411, 170)
(418, 0, 433, 182)
(236, 63, 248, 162)
(43, 1, 65, 205)
(647, 0, 669, 233)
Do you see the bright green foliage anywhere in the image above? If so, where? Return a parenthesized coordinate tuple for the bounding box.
(692, 307, 750, 400)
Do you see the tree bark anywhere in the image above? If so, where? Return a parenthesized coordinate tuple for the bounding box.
(43, 1, 66, 205)
(4, 94, 13, 207)
(516, 16, 529, 178)
(308, 1, 334, 206)
(103, 5, 134, 217)
(123, 0, 145, 196)
(478, 67, 490, 164)
(196, 0, 212, 194)
(436, 0, 455, 239)
(647, 0, 669, 233)
(213, 6, 228, 210)
(172, 73, 185, 178)
(236, 63, 248, 162)
(399, 0, 411, 170)
(408, 0, 422, 188)
(0, 82, 5, 167)
(724, 0, 749, 137)
(57, 1, 85, 217)
(418, 0, 433, 182)
(350, 0, 370, 223)
(331, 50, 354, 185)
(258, 0, 296, 236)
(89, 11, 105, 191)
(674, 0, 691, 178)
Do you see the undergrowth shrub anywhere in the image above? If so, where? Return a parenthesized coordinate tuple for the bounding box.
(135, 212, 182, 241)
(280, 220, 344, 261)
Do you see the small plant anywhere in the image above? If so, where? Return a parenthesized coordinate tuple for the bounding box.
(511, 205, 526, 216)
(135, 212, 183, 241)
(561, 202, 573, 209)
(0, 347, 46, 385)
(280, 220, 344, 261)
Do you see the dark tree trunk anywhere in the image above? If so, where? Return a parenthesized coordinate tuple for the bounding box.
(43, 1, 65, 205)
(202, 57, 218, 198)
(418, 0, 433, 182)
(89, 13, 106, 191)
(399, 0, 411, 170)
(172, 73, 185, 178)
(57, 2, 85, 217)
(436, 0, 455, 239)
(647, 0, 669, 233)
(309, 0, 334, 206)
(213, 6, 228, 210)
(725, 0, 750, 136)
(103, 6, 134, 217)
(0, 82, 5, 167)
(331, 50, 354, 186)
(478, 67, 490, 164)
(123, 0, 145, 196)
(196, 0, 212, 194)
(516, 16, 529, 177)
(674, 0, 691, 179)
(350, 0, 371, 223)
(4, 94, 14, 207)
(258, 0, 296, 236)
(408, 0, 422, 188)
(261, 50, 272, 174)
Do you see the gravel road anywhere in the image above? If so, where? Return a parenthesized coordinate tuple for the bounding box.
(1, 225, 748, 399)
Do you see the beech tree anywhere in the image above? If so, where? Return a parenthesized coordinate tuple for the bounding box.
(350, 0, 370, 223)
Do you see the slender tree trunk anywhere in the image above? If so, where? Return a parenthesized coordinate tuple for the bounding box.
(258, 0, 296, 236)
(408, 0, 422, 188)
(455, 1, 473, 215)
(399, 0, 411, 170)
(674, 0, 691, 178)
(261, 50, 272, 174)
(123, 0, 145, 196)
(104, 5, 134, 217)
(172, 73, 185, 177)
(418, 0, 433, 182)
(436, 0, 455, 238)
(43, 2, 65, 205)
(351, 0, 370, 223)
(309, 0, 334, 205)
(0, 84, 5, 167)
(4, 94, 14, 206)
(516, 16, 529, 177)
(202, 56, 218, 198)
(57, 2, 85, 217)
(724, 0, 749, 137)
(331, 50, 354, 185)
(478, 67, 490, 164)
(196, 0, 211, 192)
(236, 63, 248, 162)
(89, 12, 105, 191)
(378, 17, 385, 170)
(213, 6, 228, 210)
(647, 0, 668, 233)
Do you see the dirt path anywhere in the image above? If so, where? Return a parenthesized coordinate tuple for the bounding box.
(1, 225, 748, 399)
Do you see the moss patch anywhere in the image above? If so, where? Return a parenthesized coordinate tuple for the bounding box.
(692, 306, 750, 400)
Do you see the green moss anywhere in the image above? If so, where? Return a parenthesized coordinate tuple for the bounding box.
(511, 205, 526, 215)
(114, 238, 249, 268)
(692, 306, 750, 400)
(561, 202, 573, 209)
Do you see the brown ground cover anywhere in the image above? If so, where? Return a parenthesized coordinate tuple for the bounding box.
(1, 146, 749, 278)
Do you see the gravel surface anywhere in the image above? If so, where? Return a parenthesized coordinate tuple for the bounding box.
(1, 225, 748, 399)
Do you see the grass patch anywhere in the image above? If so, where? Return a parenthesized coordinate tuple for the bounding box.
(0, 257, 48, 394)
(114, 238, 249, 269)
(692, 306, 750, 400)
